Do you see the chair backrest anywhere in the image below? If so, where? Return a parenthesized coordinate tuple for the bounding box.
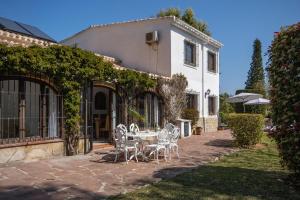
(117, 124, 127, 133)
(158, 128, 170, 143)
(165, 123, 175, 133)
(115, 124, 127, 147)
(129, 123, 139, 133)
(170, 127, 180, 143)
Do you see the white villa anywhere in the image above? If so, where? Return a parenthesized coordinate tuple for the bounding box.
(62, 16, 223, 133)
(0, 16, 223, 164)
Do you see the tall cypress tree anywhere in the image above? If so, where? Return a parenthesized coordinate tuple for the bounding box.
(245, 39, 265, 90)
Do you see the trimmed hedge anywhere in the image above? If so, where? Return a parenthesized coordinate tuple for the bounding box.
(227, 114, 264, 147)
(182, 108, 199, 126)
(267, 22, 300, 173)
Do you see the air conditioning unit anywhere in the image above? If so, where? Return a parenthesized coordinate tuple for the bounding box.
(145, 31, 159, 44)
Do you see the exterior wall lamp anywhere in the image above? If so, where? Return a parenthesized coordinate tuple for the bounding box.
(205, 89, 211, 98)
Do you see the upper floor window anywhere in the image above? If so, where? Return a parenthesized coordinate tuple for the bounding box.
(184, 40, 197, 67)
(208, 96, 217, 115)
(208, 51, 217, 73)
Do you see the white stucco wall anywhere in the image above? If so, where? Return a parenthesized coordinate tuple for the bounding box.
(202, 45, 220, 118)
(62, 17, 220, 119)
(62, 18, 172, 77)
(170, 26, 219, 118)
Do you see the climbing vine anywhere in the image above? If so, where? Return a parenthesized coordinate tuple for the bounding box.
(157, 74, 188, 124)
(0, 44, 156, 155)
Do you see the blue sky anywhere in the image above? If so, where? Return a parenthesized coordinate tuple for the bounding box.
(1, 0, 299, 94)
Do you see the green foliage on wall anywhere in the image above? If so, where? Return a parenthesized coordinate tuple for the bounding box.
(157, 8, 211, 36)
(267, 22, 300, 174)
(157, 74, 188, 124)
(0, 44, 156, 155)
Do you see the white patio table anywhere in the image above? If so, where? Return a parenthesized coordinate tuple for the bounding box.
(127, 130, 159, 140)
(127, 130, 159, 161)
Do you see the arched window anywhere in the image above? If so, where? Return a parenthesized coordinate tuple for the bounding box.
(0, 77, 60, 142)
(94, 91, 106, 110)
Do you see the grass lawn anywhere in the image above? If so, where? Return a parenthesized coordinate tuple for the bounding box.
(109, 134, 300, 200)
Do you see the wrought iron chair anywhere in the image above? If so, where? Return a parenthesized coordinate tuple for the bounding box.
(168, 127, 180, 160)
(129, 123, 140, 134)
(114, 124, 138, 164)
(144, 128, 169, 163)
(165, 123, 175, 134)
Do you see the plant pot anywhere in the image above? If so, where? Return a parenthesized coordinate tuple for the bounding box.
(195, 126, 202, 135)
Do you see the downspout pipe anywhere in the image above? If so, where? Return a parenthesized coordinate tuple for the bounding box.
(201, 43, 207, 132)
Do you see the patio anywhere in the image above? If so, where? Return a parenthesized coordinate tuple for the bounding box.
(0, 130, 236, 200)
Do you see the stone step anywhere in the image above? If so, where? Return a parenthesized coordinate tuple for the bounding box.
(92, 143, 113, 150)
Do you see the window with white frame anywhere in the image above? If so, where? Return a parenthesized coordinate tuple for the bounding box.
(184, 40, 197, 67)
(208, 96, 217, 115)
(207, 51, 217, 73)
(186, 94, 198, 109)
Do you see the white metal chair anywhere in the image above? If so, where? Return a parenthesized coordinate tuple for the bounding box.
(114, 124, 139, 164)
(168, 127, 180, 160)
(165, 123, 175, 134)
(144, 128, 169, 163)
(129, 123, 140, 133)
(117, 124, 127, 133)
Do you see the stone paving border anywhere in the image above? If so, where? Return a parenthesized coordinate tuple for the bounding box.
(0, 130, 236, 200)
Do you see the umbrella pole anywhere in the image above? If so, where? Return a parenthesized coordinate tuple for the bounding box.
(243, 104, 245, 113)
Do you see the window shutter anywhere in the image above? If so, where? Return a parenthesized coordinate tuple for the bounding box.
(208, 96, 217, 115)
(213, 54, 216, 72)
(208, 53, 212, 71)
(196, 44, 199, 67)
(208, 97, 211, 115)
(184, 41, 187, 63)
(213, 97, 216, 115)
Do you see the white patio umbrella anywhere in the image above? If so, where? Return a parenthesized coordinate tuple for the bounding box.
(228, 93, 263, 112)
(244, 98, 270, 105)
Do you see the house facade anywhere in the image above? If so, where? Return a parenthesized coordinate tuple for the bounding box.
(0, 16, 223, 164)
(62, 16, 223, 132)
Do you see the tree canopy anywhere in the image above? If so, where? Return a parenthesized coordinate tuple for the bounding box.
(245, 39, 265, 92)
(157, 8, 211, 36)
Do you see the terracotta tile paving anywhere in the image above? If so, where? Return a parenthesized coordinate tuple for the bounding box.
(0, 130, 236, 200)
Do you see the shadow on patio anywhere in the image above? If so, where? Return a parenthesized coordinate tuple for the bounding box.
(204, 139, 234, 148)
(110, 165, 299, 200)
(0, 183, 107, 200)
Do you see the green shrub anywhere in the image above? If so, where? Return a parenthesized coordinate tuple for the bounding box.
(227, 114, 264, 147)
(267, 22, 300, 174)
(219, 93, 235, 114)
(182, 108, 199, 126)
(219, 112, 230, 124)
